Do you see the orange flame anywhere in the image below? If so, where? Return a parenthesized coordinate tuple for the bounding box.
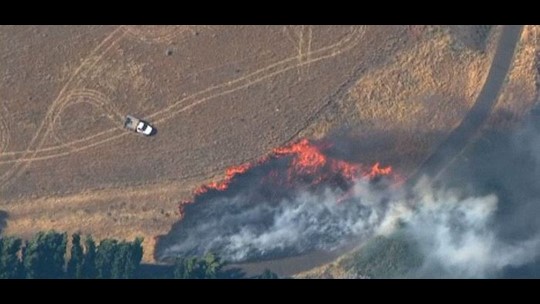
(190, 139, 398, 200)
(274, 138, 327, 174)
(363, 162, 393, 179)
(194, 163, 253, 195)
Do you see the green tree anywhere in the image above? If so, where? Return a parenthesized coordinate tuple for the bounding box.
(95, 239, 118, 279)
(1, 231, 143, 279)
(99, 238, 144, 279)
(173, 253, 226, 279)
(0, 237, 24, 279)
(173, 257, 200, 279)
(125, 237, 143, 278)
(23, 231, 67, 279)
(67, 233, 84, 279)
(111, 241, 135, 279)
(201, 253, 225, 279)
(81, 236, 97, 279)
(111, 241, 126, 279)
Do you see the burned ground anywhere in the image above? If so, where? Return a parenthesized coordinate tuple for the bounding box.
(0, 25, 537, 263)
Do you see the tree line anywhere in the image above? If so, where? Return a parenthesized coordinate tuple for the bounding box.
(0, 230, 278, 279)
(0, 231, 143, 279)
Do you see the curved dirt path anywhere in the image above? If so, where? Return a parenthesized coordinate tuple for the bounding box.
(0, 26, 366, 190)
(232, 25, 525, 278)
(408, 25, 524, 183)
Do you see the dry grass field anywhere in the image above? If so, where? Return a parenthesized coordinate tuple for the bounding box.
(0, 25, 536, 263)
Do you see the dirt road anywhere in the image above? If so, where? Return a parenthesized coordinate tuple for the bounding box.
(0, 25, 529, 266)
(233, 25, 525, 277)
(409, 25, 524, 183)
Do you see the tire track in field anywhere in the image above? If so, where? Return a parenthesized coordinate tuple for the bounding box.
(0, 26, 366, 194)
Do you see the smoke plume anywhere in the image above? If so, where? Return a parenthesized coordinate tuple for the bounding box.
(156, 110, 540, 278)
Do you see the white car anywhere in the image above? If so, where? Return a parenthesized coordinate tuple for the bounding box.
(125, 115, 155, 136)
(136, 121, 154, 136)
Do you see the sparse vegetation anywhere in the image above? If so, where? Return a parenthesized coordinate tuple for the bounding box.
(173, 253, 226, 279)
(295, 231, 424, 279)
(339, 232, 424, 279)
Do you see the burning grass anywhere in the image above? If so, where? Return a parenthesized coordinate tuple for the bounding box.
(188, 138, 398, 208)
(156, 138, 401, 263)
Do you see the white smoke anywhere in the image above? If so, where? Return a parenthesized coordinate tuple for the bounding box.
(157, 114, 540, 278)
(158, 171, 540, 278)
(159, 180, 398, 262)
(396, 179, 540, 278)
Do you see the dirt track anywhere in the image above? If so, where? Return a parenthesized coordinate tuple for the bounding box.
(0, 26, 412, 259)
(409, 25, 524, 182)
(0, 25, 536, 263)
(233, 25, 525, 277)
(0, 26, 372, 194)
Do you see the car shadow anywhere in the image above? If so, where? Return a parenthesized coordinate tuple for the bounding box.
(149, 126, 158, 136)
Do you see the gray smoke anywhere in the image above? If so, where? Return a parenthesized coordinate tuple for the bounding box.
(390, 179, 540, 278)
(156, 179, 401, 263)
(156, 112, 540, 278)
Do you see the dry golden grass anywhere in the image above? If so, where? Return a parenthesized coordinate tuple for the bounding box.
(0, 180, 194, 262)
(301, 26, 500, 174)
(2, 26, 536, 268)
(487, 25, 539, 129)
(294, 254, 357, 279)
(297, 25, 540, 278)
